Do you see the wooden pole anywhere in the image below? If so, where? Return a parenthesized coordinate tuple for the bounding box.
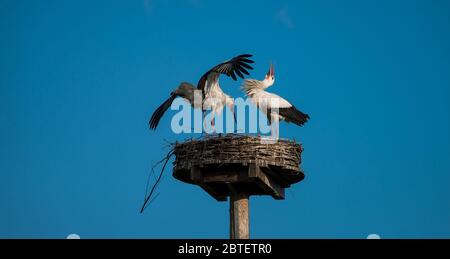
(230, 191, 249, 239)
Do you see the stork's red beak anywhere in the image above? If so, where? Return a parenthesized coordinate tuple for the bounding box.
(266, 63, 274, 77)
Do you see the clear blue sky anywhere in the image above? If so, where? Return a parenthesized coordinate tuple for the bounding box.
(1, 0, 449, 238)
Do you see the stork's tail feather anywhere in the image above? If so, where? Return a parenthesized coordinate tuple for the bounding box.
(149, 94, 177, 130)
(279, 106, 310, 126)
(294, 110, 310, 126)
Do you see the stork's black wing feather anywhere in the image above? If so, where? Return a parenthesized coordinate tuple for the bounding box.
(149, 94, 177, 130)
(197, 54, 255, 91)
(234, 68, 244, 79)
(278, 106, 310, 126)
(237, 61, 253, 70)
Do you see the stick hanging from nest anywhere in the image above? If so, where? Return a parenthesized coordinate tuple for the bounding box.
(139, 136, 203, 213)
(140, 149, 174, 213)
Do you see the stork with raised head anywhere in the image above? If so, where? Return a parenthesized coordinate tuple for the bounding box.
(241, 64, 309, 138)
(149, 54, 254, 130)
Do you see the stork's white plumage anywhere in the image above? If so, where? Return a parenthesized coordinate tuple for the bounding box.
(202, 73, 234, 127)
(198, 54, 254, 128)
(242, 64, 309, 136)
(149, 54, 254, 130)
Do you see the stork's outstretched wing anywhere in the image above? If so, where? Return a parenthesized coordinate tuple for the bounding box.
(149, 94, 177, 130)
(197, 54, 254, 91)
(149, 82, 197, 130)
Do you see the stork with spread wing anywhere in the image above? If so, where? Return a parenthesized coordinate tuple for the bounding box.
(149, 54, 254, 130)
(241, 64, 309, 137)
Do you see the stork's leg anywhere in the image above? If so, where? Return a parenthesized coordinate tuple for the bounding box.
(271, 122, 275, 138)
(269, 116, 279, 142)
(274, 124, 278, 140)
(200, 111, 206, 137)
(275, 120, 279, 140)
(201, 111, 205, 136)
(203, 111, 216, 134)
(210, 115, 216, 133)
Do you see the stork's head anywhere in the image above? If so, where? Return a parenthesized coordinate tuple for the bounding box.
(173, 82, 196, 95)
(263, 63, 275, 88)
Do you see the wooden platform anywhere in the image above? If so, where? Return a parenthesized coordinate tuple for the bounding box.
(172, 134, 305, 201)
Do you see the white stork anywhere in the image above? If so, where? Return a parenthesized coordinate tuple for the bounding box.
(149, 54, 254, 130)
(241, 64, 309, 137)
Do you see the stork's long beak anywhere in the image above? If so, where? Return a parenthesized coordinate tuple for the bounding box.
(266, 63, 275, 77)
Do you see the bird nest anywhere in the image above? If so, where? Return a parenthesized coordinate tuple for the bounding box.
(173, 134, 305, 189)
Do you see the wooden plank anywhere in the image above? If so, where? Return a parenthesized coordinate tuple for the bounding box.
(202, 170, 248, 183)
(261, 166, 291, 188)
(249, 164, 285, 200)
(190, 165, 285, 201)
(229, 190, 249, 239)
(190, 166, 203, 183)
(199, 185, 227, 202)
(248, 163, 258, 178)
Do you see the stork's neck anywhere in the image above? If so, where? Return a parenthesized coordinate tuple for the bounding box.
(261, 79, 270, 88)
(242, 79, 266, 97)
